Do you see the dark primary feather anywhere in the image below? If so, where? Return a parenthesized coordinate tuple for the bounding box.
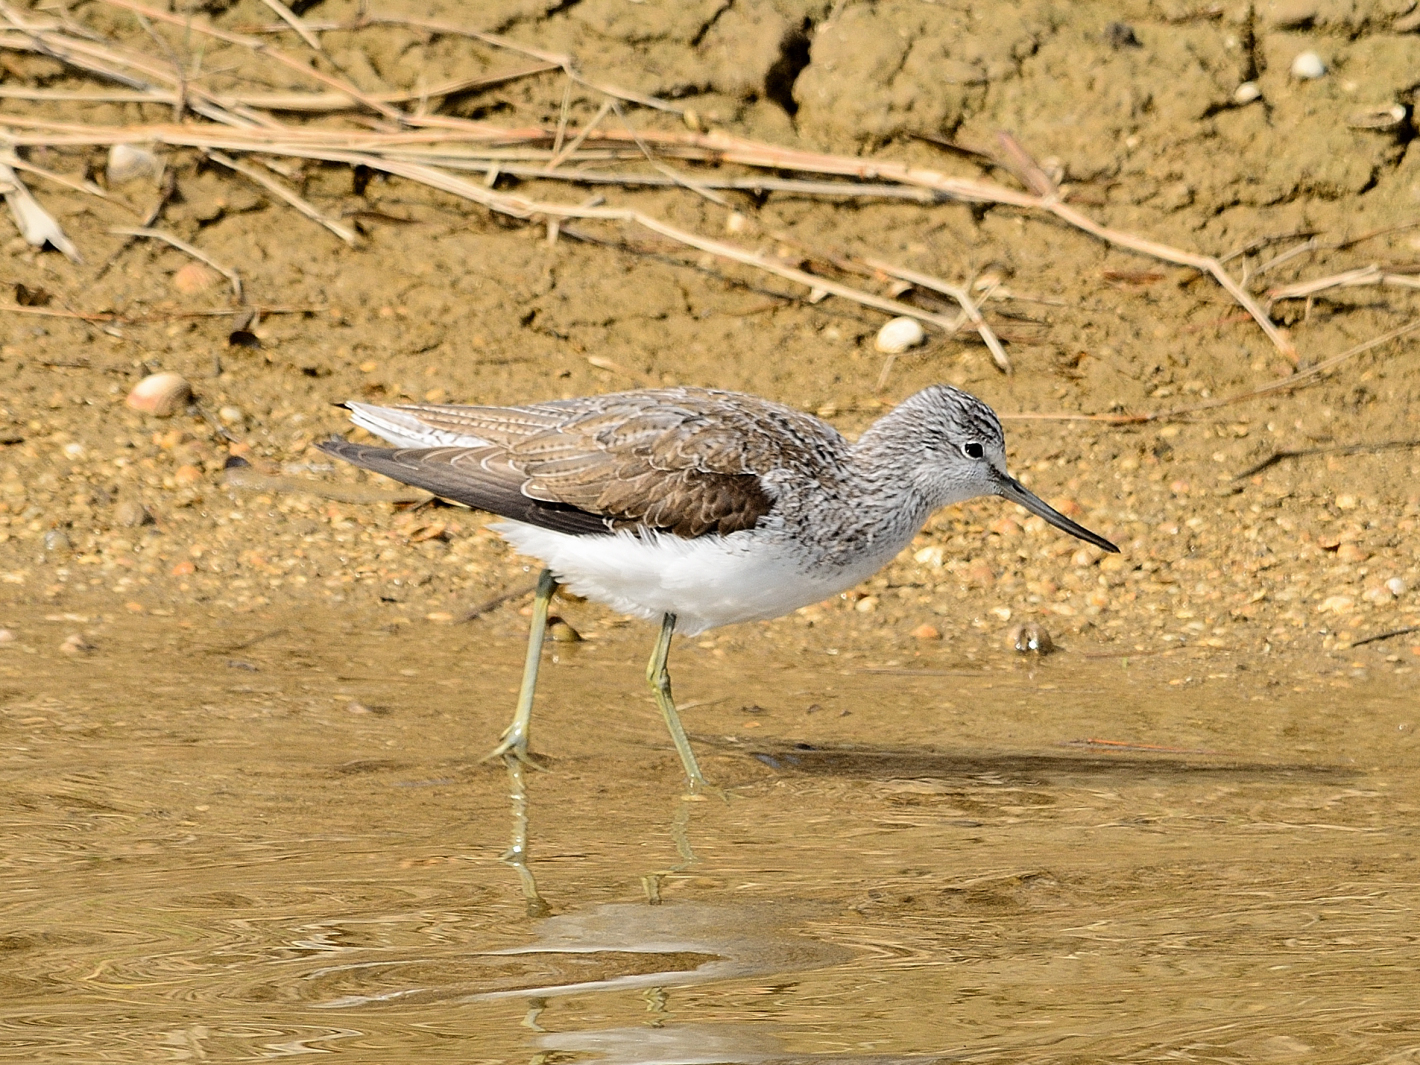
(321, 388, 849, 538)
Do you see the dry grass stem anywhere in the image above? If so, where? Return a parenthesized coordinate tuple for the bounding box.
(110, 225, 243, 301)
(1003, 317, 1420, 425)
(205, 148, 356, 245)
(1268, 266, 1420, 307)
(0, 159, 80, 261)
(545, 98, 613, 172)
(256, 0, 325, 56)
(1, 4, 1394, 378)
(99, 0, 404, 123)
(862, 257, 1009, 372)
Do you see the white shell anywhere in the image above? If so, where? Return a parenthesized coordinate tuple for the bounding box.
(107, 143, 160, 184)
(874, 316, 926, 354)
(126, 371, 192, 417)
(1291, 51, 1326, 80)
(1234, 81, 1261, 104)
(1386, 577, 1408, 596)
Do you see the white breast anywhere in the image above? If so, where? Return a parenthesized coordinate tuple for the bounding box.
(493, 520, 899, 636)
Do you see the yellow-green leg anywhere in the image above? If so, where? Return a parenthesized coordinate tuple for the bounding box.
(485, 568, 557, 765)
(645, 612, 709, 790)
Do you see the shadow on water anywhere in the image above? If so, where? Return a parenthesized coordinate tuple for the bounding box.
(741, 741, 1357, 785)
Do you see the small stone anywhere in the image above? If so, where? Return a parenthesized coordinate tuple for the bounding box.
(425, 611, 455, 623)
(173, 464, 203, 485)
(854, 595, 879, 613)
(106, 143, 160, 184)
(1336, 542, 1369, 564)
(59, 633, 92, 654)
(547, 616, 583, 642)
(173, 261, 219, 294)
(171, 559, 196, 576)
(1347, 104, 1408, 131)
(43, 528, 72, 553)
(217, 405, 245, 427)
(1234, 81, 1261, 104)
(114, 499, 153, 528)
(1291, 51, 1327, 80)
(1268, 1, 1318, 29)
(1386, 577, 1407, 597)
(1318, 595, 1355, 614)
(0, 629, 15, 646)
(1104, 21, 1141, 48)
(1335, 494, 1358, 510)
(1010, 622, 1056, 655)
(126, 372, 192, 417)
(911, 623, 942, 640)
(725, 211, 749, 235)
(875, 316, 926, 354)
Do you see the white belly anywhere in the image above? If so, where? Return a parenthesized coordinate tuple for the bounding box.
(493, 521, 896, 636)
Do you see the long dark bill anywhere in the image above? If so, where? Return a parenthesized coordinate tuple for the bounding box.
(995, 474, 1119, 553)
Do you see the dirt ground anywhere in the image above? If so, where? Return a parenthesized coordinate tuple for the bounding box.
(3, 0, 1419, 674)
(2, 0, 1420, 1059)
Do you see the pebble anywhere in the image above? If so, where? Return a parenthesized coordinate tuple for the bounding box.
(1291, 51, 1326, 80)
(114, 499, 153, 527)
(548, 616, 583, 642)
(911, 623, 942, 640)
(725, 211, 749, 235)
(126, 372, 192, 417)
(1347, 105, 1407, 131)
(59, 633, 93, 654)
(106, 143, 160, 184)
(173, 261, 220, 295)
(1234, 81, 1261, 104)
(218, 405, 245, 427)
(43, 528, 72, 553)
(1011, 622, 1056, 655)
(875, 316, 926, 354)
(1387, 577, 1408, 597)
(0, 629, 15, 646)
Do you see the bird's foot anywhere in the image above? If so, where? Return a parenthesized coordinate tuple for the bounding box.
(482, 733, 541, 768)
(683, 776, 730, 803)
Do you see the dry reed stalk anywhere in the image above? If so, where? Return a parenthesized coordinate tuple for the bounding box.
(1268, 266, 1420, 307)
(1, 6, 275, 128)
(256, 0, 324, 55)
(110, 225, 243, 301)
(1002, 317, 1420, 426)
(1, 5, 1382, 375)
(204, 148, 356, 245)
(99, 0, 405, 122)
(0, 65, 556, 112)
(861, 257, 1009, 372)
(545, 98, 613, 172)
(0, 118, 974, 338)
(1, 151, 118, 204)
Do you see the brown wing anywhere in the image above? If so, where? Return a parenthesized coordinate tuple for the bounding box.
(326, 388, 847, 538)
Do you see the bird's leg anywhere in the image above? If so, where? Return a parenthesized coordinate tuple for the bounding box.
(645, 613, 710, 791)
(485, 568, 557, 766)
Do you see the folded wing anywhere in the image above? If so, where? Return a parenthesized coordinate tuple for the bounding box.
(321, 388, 848, 539)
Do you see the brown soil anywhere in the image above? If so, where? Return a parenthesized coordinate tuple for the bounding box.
(2, 1, 1420, 1058)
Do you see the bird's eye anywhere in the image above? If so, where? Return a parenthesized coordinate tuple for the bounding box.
(961, 441, 985, 459)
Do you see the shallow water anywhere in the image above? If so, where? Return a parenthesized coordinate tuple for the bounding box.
(2, 610, 1417, 1063)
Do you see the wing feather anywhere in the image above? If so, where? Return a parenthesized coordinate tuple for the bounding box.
(326, 388, 847, 538)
